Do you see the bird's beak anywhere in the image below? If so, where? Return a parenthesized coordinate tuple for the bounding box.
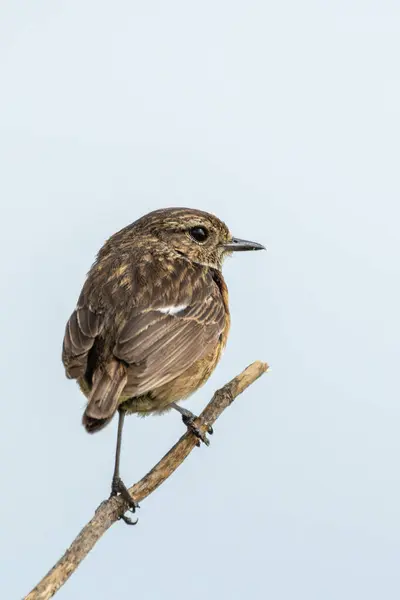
(223, 237, 266, 252)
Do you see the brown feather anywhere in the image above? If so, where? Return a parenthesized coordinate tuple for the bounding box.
(113, 265, 226, 399)
(61, 208, 238, 431)
(83, 359, 128, 424)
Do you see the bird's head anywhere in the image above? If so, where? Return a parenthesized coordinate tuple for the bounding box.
(122, 207, 265, 269)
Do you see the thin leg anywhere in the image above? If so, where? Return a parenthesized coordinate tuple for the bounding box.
(112, 408, 125, 489)
(110, 409, 138, 525)
(170, 402, 213, 446)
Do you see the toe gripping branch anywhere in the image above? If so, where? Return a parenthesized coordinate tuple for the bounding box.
(111, 476, 139, 525)
(182, 413, 213, 446)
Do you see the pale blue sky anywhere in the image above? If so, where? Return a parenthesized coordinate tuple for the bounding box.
(1, 2, 400, 599)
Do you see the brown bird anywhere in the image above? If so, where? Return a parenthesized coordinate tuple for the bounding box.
(62, 207, 264, 522)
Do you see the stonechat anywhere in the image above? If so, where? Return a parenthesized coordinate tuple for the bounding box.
(62, 207, 265, 520)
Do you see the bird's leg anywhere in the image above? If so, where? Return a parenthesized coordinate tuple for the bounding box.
(170, 402, 213, 446)
(110, 408, 138, 525)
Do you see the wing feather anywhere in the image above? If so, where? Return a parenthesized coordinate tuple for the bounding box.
(62, 254, 226, 400)
(62, 287, 103, 380)
(114, 267, 225, 396)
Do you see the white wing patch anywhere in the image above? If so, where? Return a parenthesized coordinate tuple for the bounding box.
(157, 304, 188, 316)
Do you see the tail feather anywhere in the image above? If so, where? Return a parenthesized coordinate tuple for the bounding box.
(82, 359, 128, 433)
(82, 414, 114, 434)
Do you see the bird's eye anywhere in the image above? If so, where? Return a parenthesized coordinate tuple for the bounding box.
(189, 226, 209, 243)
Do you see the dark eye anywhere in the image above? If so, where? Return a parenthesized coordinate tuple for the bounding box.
(189, 226, 209, 243)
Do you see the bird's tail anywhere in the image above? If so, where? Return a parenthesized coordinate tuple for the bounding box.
(82, 359, 128, 433)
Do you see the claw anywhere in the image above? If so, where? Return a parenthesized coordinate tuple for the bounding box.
(182, 414, 211, 446)
(171, 403, 213, 446)
(119, 513, 138, 526)
(111, 476, 139, 524)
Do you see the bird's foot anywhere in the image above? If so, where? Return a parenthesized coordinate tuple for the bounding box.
(170, 402, 213, 446)
(180, 408, 213, 447)
(110, 476, 139, 525)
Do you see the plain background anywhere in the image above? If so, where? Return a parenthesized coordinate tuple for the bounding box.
(1, 1, 400, 599)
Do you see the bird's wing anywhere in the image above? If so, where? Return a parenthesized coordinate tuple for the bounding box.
(62, 257, 226, 398)
(113, 263, 226, 396)
(62, 289, 104, 380)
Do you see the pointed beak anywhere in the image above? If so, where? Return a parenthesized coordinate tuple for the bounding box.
(223, 237, 266, 252)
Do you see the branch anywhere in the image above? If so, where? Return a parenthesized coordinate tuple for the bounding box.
(24, 361, 269, 600)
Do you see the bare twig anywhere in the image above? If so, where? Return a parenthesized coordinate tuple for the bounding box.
(24, 361, 268, 600)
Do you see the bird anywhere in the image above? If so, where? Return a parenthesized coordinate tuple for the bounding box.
(62, 207, 265, 522)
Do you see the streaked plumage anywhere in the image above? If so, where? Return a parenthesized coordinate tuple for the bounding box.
(62, 207, 264, 517)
